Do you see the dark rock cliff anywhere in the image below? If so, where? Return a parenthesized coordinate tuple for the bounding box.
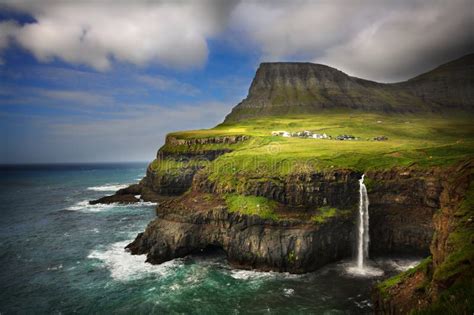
(126, 192, 355, 274)
(124, 164, 453, 273)
(367, 168, 445, 256)
(372, 160, 474, 314)
(193, 169, 361, 208)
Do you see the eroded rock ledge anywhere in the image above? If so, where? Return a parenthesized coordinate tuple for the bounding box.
(126, 192, 354, 273)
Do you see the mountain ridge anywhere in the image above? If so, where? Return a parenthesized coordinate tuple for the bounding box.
(224, 53, 474, 122)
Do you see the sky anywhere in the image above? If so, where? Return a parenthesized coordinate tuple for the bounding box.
(0, 0, 473, 164)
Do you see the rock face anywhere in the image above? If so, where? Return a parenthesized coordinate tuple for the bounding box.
(224, 53, 474, 122)
(126, 192, 354, 273)
(89, 135, 250, 203)
(193, 170, 361, 208)
(372, 160, 474, 314)
(366, 168, 445, 256)
(125, 166, 450, 273)
(143, 135, 250, 195)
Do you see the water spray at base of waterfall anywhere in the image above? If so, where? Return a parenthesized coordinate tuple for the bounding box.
(346, 174, 383, 277)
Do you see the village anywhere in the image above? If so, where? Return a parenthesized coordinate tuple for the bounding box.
(271, 131, 388, 141)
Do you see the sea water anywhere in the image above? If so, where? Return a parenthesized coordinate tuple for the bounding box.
(0, 163, 420, 314)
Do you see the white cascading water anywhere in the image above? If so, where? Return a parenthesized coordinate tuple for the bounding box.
(346, 174, 383, 276)
(356, 174, 370, 269)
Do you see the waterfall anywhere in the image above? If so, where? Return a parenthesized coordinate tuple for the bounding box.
(356, 174, 370, 269)
(346, 174, 382, 276)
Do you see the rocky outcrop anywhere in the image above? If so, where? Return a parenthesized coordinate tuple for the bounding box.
(89, 183, 164, 204)
(90, 184, 141, 204)
(90, 193, 140, 205)
(126, 192, 354, 273)
(224, 53, 474, 122)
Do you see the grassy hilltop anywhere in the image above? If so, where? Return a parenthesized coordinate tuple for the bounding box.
(157, 112, 474, 179)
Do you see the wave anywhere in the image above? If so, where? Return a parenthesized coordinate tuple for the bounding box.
(229, 268, 298, 280)
(283, 288, 295, 297)
(378, 257, 422, 272)
(328, 259, 385, 277)
(66, 200, 157, 212)
(344, 265, 384, 277)
(47, 264, 63, 271)
(88, 241, 181, 281)
(87, 184, 128, 192)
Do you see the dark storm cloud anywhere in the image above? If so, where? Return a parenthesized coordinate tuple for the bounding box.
(230, 0, 474, 81)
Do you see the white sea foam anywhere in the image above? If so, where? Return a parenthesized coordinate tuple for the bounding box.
(67, 200, 116, 212)
(229, 269, 297, 280)
(87, 184, 128, 192)
(66, 200, 157, 212)
(384, 258, 422, 272)
(283, 288, 295, 297)
(88, 241, 181, 281)
(345, 264, 384, 277)
(230, 269, 275, 280)
(47, 264, 63, 271)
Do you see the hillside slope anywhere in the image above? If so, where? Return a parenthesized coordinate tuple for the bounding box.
(225, 53, 474, 122)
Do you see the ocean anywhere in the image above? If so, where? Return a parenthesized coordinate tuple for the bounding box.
(0, 163, 420, 314)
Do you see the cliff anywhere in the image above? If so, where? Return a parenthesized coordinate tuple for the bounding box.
(124, 164, 459, 274)
(126, 191, 355, 274)
(90, 54, 474, 314)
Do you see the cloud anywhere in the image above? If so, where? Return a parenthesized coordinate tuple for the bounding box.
(136, 74, 200, 96)
(0, 86, 115, 109)
(36, 89, 115, 107)
(1, 0, 238, 70)
(230, 0, 474, 81)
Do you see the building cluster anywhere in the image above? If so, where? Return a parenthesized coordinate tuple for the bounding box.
(335, 134, 358, 141)
(271, 130, 331, 139)
(373, 136, 389, 141)
(271, 131, 388, 142)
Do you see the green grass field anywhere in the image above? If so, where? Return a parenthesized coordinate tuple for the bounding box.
(158, 112, 474, 180)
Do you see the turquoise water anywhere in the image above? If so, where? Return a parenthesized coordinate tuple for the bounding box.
(0, 163, 419, 314)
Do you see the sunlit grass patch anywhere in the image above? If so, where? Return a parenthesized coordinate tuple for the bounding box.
(224, 194, 278, 220)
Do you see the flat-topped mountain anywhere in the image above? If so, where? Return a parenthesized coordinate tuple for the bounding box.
(224, 53, 474, 122)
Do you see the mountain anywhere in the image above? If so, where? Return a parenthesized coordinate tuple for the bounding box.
(224, 53, 474, 122)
